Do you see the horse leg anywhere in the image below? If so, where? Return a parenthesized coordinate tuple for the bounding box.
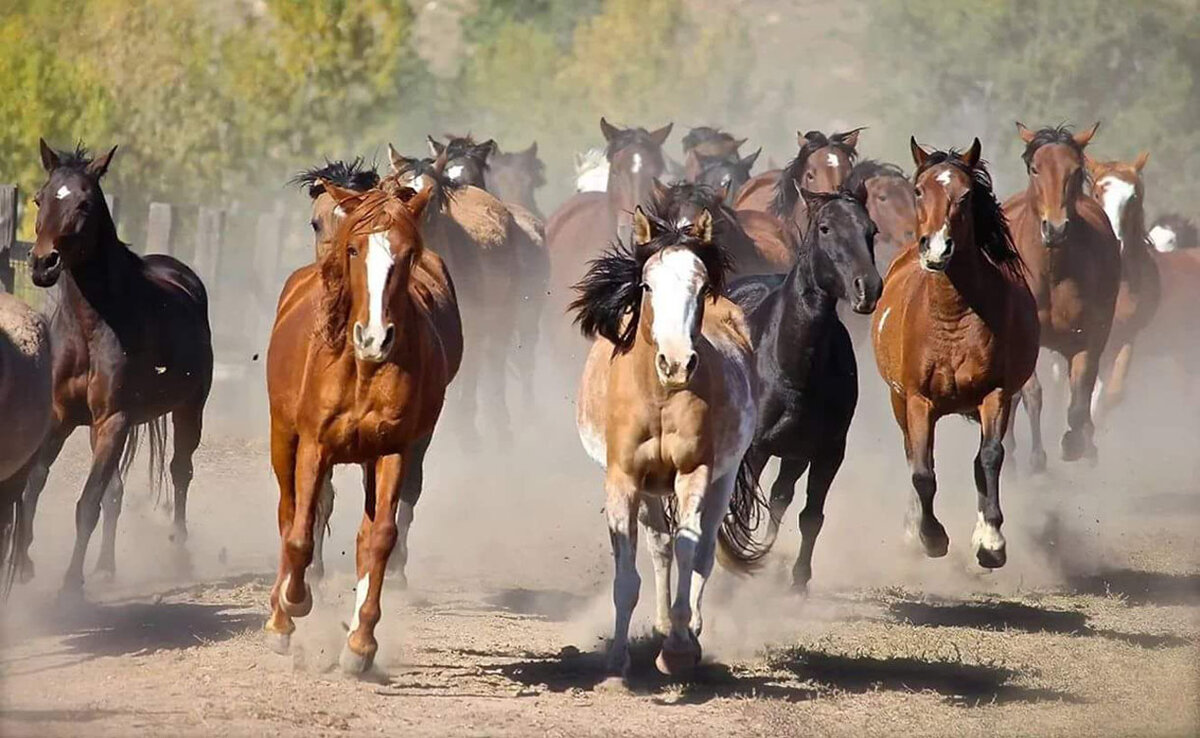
(793, 442, 842, 594)
(657, 464, 712, 675)
(94, 474, 123, 582)
(766, 454, 807, 549)
(264, 426, 298, 653)
(278, 439, 328, 620)
(603, 469, 640, 677)
(62, 415, 130, 595)
(16, 425, 70, 583)
(389, 434, 431, 587)
(1062, 349, 1100, 462)
(1020, 370, 1048, 473)
(310, 471, 335, 583)
(903, 396, 947, 557)
(972, 390, 1011, 569)
(341, 451, 406, 675)
(637, 496, 673, 637)
(169, 400, 204, 548)
(1094, 341, 1133, 423)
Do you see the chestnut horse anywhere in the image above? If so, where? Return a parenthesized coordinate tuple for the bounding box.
(264, 177, 461, 674)
(573, 203, 768, 679)
(19, 141, 213, 594)
(1086, 152, 1161, 419)
(873, 139, 1038, 569)
(1004, 124, 1120, 468)
(844, 159, 917, 268)
(734, 128, 863, 230)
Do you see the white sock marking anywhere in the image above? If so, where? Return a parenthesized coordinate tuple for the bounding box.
(971, 512, 1005, 553)
(349, 573, 371, 632)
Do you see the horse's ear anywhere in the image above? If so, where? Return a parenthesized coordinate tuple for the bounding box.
(319, 179, 365, 216)
(632, 206, 654, 246)
(39, 138, 60, 172)
(836, 127, 866, 150)
(574, 152, 585, 169)
(960, 138, 982, 169)
(1134, 150, 1150, 172)
(600, 117, 620, 142)
(1015, 122, 1036, 144)
(86, 145, 118, 179)
(796, 130, 806, 147)
(431, 150, 450, 177)
(524, 141, 538, 159)
(387, 143, 409, 174)
(426, 136, 445, 158)
(1074, 121, 1100, 148)
(693, 209, 714, 244)
(734, 137, 748, 150)
(741, 147, 762, 170)
(475, 139, 497, 162)
(649, 123, 673, 147)
(404, 181, 434, 221)
(910, 136, 930, 168)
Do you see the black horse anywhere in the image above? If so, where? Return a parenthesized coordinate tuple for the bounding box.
(728, 189, 881, 592)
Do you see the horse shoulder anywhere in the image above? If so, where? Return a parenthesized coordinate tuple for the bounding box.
(411, 250, 464, 381)
(446, 186, 512, 251)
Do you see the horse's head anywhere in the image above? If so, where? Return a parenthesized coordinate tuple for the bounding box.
(292, 158, 381, 259)
(846, 160, 916, 254)
(687, 149, 760, 206)
(772, 128, 863, 219)
(600, 117, 672, 215)
(429, 134, 494, 189)
(31, 139, 118, 287)
(319, 177, 434, 363)
(1148, 213, 1198, 254)
(489, 142, 545, 205)
(386, 145, 456, 214)
(801, 189, 882, 314)
(911, 137, 1021, 275)
(1088, 151, 1148, 252)
(1017, 122, 1099, 246)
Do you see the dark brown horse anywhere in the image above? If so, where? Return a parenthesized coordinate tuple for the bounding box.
(1086, 152, 1161, 419)
(19, 141, 213, 594)
(1004, 124, 1120, 468)
(873, 138, 1038, 569)
(734, 128, 863, 230)
(487, 142, 546, 219)
(681, 127, 758, 206)
(263, 176, 461, 674)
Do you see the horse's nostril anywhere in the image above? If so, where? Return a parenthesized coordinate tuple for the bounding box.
(853, 277, 866, 296)
(43, 251, 60, 269)
(380, 325, 395, 350)
(944, 238, 954, 249)
(919, 236, 929, 248)
(657, 353, 670, 375)
(685, 353, 698, 375)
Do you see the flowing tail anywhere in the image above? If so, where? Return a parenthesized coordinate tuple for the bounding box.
(121, 416, 170, 507)
(715, 453, 774, 575)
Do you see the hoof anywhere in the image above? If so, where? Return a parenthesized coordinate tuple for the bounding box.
(1061, 431, 1096, 463)
(56, 585, 86, 607)
(655, 633, 701, 676)
(789, 577, 811, 597)
(976, 546, 1007, 569)
(280, 577, 313, 618)
(92, 567, 116, 585)
(339, 642, 376, 675)
(264, 630, 292, 655)
(920, 521, 950, 558)
(594, 675, 631, 694)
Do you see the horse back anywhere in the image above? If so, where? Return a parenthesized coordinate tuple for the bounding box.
(733, 209, 795, 275)
(733, 170, 779, 212)
(0, 294, 52, 479)
(143, 254, 209, 312)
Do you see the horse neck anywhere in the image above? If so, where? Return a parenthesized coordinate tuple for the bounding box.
(63, 232, 139, 327)
(1116, 198, 1151, 262)
(933, 232, 1009, 325)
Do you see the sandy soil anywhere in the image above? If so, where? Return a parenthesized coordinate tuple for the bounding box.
(2, 352, 1198, 737)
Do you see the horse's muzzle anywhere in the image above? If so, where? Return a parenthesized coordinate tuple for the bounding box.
(30, 250, 63, 287)
(851, 275, 882, 314)
(353, 322, 395, 363)
(656, 351, 697, 390)
(1041, 218, 1069, 246)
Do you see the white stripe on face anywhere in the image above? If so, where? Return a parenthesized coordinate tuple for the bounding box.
(366, 231, 395, 335)
(446, 164, 464, 181)
(631, 153, 643, 174)
(826, 152, 840, 168)
(1148, 224, 1176, 253)
(923, 223, 952, 267)
(644, 248, 705, 359)
(55, 185, 71, 200)
(1098, 176, 1135, 250)
(936, 170, 953, 186)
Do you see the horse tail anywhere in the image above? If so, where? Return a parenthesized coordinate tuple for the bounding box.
(121, 416, 170, 507)
(715, 453, 773, 575)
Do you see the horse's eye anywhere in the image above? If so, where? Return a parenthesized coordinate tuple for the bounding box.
(347, 245, 358, 258)
(878, 194, 887, 202)
(819, 224, 831, 235)
(310, 220, 319, 233)
(640, 281, 651, 293)
(805, 171, 815, 180)
(914, 188, 922, 199)
(1030, 165, 1039, 175)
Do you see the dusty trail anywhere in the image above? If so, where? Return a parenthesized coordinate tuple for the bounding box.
(2, 352, 1198, 737)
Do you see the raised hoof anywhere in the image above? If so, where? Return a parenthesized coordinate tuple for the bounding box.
(976, 545, 1007, 569)
(263, 630, 292, 655)
(920, 522, 950, 559)
(339, 642, 376, 676)
(280, 579, 313, 618)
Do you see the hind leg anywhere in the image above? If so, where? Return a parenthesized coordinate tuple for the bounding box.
(766, 455, 807, 548)
(389, 435, 431, 588)
(17, 425, 70, 583)
(1020, 370, 1048, 473)
(169, 399, 205, 547)
(793, 442, 842, 594)
(902, 396, 947, 557)
(310, 472, 335, 582)
(972, 390, 1010, 569)
(1093, 341, 1133, 424)
(94, 475, 124, 581)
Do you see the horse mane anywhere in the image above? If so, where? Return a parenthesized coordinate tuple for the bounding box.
(570, 187, 734, 354)
(290, 157, 380, 199)
(844, 159, 906, 200)
(604, 126, 664, 161)
(443, 135, 491, 171)
(917, 149, 1023, 273)
(682, 126, 736, 153)
(391, 155, 461, 214)
(52, 143, 95, 173)
(1153, 213, 1199, 249)
(771, 130, 859, 219)
(1021, 125, 1085, 169)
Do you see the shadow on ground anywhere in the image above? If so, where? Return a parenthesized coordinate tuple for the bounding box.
(1064, 569, 1200, 606)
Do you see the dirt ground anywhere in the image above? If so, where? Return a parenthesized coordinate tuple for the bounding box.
(1, 354, 1198, 737)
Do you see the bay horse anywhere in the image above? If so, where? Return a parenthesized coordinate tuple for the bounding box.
(728, 188, 881, 592)
(873, 138, 1038, 569)
(488, 142, 546, 219)
(572, 203, 768, 678)
(1004, 123, 1120, 468)
(19, 141, 213, 594)
(263, 176, 462, 674)
(1086, 152, 1161, 419)
(844, 159, 917, 268)
(0, 293, 53, 594)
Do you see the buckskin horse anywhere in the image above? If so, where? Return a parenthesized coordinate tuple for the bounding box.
(1004, 123, 1120, 469)
(19, 141, 213, 594)
(572, 202, 768, 679)
(873, 138, 1038, 569)
(263, 175, 462, 675)
(1086, 152, 1161, 419)
(729, 188, 881, 592)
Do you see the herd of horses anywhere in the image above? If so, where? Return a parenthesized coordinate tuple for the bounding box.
(0, 115, 1196, 683)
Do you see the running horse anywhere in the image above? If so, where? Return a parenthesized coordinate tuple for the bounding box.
(487, 142, 546, 219)
(681, 127, 759, 206)
(264, 175, 462, 674)
(873, 138, 1038, 568)
(1086, 152, 1161, 419)
(844, 159, 917, 268)
(18, 141, 213, 594)
(1004, 124, 1120, 468)
(573, 202, 768, 678)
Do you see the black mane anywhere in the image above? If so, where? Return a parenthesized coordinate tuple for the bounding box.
(443, 135, 491, 170)
(916, 149, 1023, 272)
(1154, 213, 1199, 250)
(682, 126, 737, 153)
(570, 185, 734, 354)
(291, 158, 380, 198)
(771, 130, 860, 219)
(53, 143, 95, 173)
(844, 159, 906, 200)
(1021, 125, 1084, 169)
(391, 155, 461, 213)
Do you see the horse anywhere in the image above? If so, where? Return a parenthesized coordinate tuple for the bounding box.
(427, 134, 495, 189)
(1143, 214, 1200, 379)
(1086, 152, 1161, 419)
(681, 126, 745, 160)
(488, 142, 547, 219)
(19, 141, 213, 594)
(387, 147, 521, 444)
(573, 148, 609, 193)
(1148, 213, 1198, 253)
(547, 118, 672, 327)
(844, 159, 917, 268)
(873, 138, 1038, 569)
(0, 293, 53, 594)
(728, 189, 882, 592)
(1004, 123, 1120, 468)
(263, 175, 462, 674)
(680, 127, 759, 206)
(572, 202, 769, 678)
(734, 128, 864, 231)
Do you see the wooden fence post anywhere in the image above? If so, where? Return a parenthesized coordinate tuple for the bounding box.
(0, 185, 17, 293)
(146, 202, 173, 255)
(193, 206, 225, 291)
